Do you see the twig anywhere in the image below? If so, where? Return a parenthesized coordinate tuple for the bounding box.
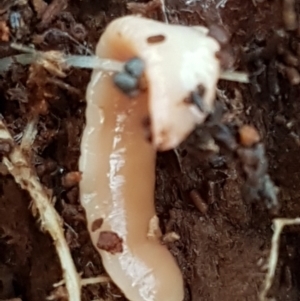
(0, 119, 81, 301)
(260, 217, 300, 301)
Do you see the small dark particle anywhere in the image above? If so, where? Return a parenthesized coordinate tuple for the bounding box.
(142, 116, 152, 142)
(9, 11, 21, 31)
(191, 91, 206, 112)
(197, 84, 205, 97)
(0, 139, 13, 155)
(258, 175, 278, 209)
(209, 155, 227, 169)
(192, 85, 207, 111)
(124, 57, 145, 78)
(189, 189, 208, 214)
(113, 72, 138, 95)
(184, 85, 208, 113)
(91, 218, 104, 232)
(211, 124, 237, 151)
(147, 34, 166, 44)
(97, 231, 123, 254)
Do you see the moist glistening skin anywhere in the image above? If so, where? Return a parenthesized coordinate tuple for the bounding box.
(79, 15, 220, 301)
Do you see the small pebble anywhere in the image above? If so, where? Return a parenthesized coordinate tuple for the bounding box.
(239, 125, 260, 147)
(62, 171, 82, 188)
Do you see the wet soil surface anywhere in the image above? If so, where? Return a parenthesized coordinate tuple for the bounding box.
(0, 0, 300, 301)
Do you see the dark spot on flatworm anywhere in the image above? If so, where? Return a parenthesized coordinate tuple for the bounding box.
(191, 91, 205, 111)
(197, 84, 205, 97)
(125, 57, 145, 78)
(91, 218, 104, 232)
(184, 84, 208, 113)
(147, 34, 166, 44)
(97, 231, 123, 254)
(142, 116, 152, 142)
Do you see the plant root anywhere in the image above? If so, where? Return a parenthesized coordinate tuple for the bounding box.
(0, 118, 81, 301)
(260, 217, 300, 301)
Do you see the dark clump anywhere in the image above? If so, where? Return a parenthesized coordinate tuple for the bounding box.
(96, 231, 123, 254)
(210, 123, 238, 151)
(191, 85, 207, 112)
(238, 144, 278, 210)
(113, 72, 139, 95)
(124, 57, 145, 78)
(184, 84, 209, 113)
(114, 57, 147, 97)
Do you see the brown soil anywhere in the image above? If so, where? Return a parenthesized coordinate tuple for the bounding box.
(0, 0, 300, 301)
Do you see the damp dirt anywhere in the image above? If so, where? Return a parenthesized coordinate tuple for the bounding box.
(1, 1, 300, 301)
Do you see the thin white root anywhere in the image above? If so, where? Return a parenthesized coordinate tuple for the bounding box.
(4, 43, 125, 73)
(260, 217, 300, 301)
(0, 119, 81, 301)
(81, 276, 110, 286)
(64, 55, 124, 72)
(1, 43, 250, 84)
(219, 70, 249, 83)
(53, 276, 110, 288)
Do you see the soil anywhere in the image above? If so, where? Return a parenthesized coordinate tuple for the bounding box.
(0, 0, 300, 301)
